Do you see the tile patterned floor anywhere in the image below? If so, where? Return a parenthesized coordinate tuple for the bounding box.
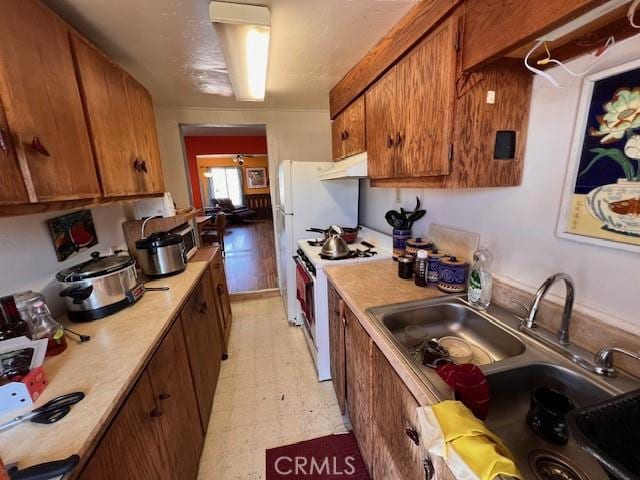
(197, 296, 348, 479)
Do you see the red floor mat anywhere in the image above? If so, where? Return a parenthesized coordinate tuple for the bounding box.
(266, 432, 371, 479)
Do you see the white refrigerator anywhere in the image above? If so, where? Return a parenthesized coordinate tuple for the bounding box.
(275, 160, 359, 325)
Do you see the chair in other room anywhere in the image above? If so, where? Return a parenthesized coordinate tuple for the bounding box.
(213, 198, 257, 224)
(201, 213, 227, 253)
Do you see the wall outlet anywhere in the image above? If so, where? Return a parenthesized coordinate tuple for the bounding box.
(486, 90, 496, 104)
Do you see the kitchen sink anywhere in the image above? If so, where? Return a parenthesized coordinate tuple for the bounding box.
(367, 295, 640, 480)
(486, 364, 613, 480)
(377, 301, 526, 363)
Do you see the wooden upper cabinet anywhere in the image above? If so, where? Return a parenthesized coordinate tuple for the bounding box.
(79, 373, 171, 480)
(332, 96, 366, 161)
(462, 0, 606, 72)
(395, 16, 457, 177)
(0, 0, 100, 202)
(125, 76, 165, 194)
(0, 98, 30, 205)
(365, 69, 397, 179)
(70, 34, 143, 197)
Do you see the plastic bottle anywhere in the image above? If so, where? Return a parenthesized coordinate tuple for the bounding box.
(414, 250, 429, 287)
(468, 247, 493, 310)
(30, 301, 67, 356)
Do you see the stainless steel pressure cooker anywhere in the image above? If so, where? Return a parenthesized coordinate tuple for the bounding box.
(56, 252, 144, 322)
(135, 231, 187, 278)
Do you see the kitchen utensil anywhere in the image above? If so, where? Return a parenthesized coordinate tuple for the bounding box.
(397, 255, 414, 279)
(0, 391, 85, 432)
(135, 231, 187, 278)
(307, 226, 361, 244)
(438, 336, 474, 364)
(320, 228, 352, 259)
(360, 240, 375, 249)
(403, 324, 429, 348)
(56, 252, 143, 322)
(144, 286, 170, 292)
(567, 388, 640, 480)
(7, 454, 79, 480)
(437, 256, 470, 293)
(527, 387, 575, 445)
(385, 210, 405, 229)
(63, 327, 90, 343)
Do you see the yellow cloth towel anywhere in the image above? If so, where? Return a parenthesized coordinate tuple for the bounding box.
(431, 401, 522, 480)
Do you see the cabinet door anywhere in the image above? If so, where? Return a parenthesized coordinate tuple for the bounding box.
(0, 98, 29, 204)
(345, 307, 374, 474)
(181, 274, 222, 432)
(328, 284, 346, 414)
(0, 0, 100, 202)
(125, 75, 165, 194)
(395, 16, 458, 177)
(331, 114, 345, 161)
(343, 96, 366, 158)
(147, 321, 204, 480)
(79, 373, 170, 480)
(365, 68, 397, 179)
(71, 34, 142, 197)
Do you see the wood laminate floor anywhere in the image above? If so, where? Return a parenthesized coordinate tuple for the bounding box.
(224, 219, 278, 293)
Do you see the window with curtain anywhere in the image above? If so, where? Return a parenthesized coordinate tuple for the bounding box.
(206, 167, 243, 206)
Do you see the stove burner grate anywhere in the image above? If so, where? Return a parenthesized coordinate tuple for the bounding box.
(319, 249, 378, 261)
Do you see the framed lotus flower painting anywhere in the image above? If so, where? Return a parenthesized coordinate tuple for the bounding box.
(558, 59, 640, 252)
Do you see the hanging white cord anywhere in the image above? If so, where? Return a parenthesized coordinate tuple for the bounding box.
(524, 40, 562, 87)
(629, 0, 640, 28)
(544, 36, 616, 77)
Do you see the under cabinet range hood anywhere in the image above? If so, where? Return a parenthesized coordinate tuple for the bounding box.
(319, 152, 368, 180)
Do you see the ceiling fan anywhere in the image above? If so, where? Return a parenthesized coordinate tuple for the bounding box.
(232, 154, 258, 165)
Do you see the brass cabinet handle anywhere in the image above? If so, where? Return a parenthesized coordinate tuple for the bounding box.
(423, 457, 435, 480)
(133, 158, 142, 172)
(405, 427, 420, 446)
(150, 408, 163, 418)
(30, 136, 50, 156)
(0, 128, 9, 153)
(159, 393, 171, 401)
(199, 301, 208, 314)
(395, 132, 403, 146)
(343, 130, 349, 140)
(140, 160, 148, 173)
(386, 134, 394, 148)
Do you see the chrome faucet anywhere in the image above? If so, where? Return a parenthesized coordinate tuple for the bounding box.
(594, 347, 640, 377)
(522, 273, 575, 346)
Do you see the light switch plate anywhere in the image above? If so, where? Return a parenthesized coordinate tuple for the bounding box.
(486, 90, 496, 104)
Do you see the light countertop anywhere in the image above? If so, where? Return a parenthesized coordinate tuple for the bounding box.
(0, 252, 215, 472)
(323, 258, 450, 404)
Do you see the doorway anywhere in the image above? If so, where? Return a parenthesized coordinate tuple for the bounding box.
(180, 124, 278, 295)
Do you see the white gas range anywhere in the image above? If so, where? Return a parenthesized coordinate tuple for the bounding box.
(293, 227, 392, 381)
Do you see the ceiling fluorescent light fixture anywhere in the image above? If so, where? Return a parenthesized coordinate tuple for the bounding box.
(209, 1, 270, 102)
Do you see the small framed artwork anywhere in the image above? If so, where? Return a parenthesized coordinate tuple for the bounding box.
(48, 209, 98, 261)
(246, 167, 268, 189)
(557, 58, 640, 252)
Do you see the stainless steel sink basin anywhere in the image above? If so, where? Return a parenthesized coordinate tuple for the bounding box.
(486, 364, 614, 480)
(378, 301, 526, 363)
(367, 295, 640, 480)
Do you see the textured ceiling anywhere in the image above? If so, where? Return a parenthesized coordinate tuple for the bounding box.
(43, 0, 417, 110)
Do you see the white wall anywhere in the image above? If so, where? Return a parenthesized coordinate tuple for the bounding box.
(154, 107, 332, 208)
(0, 204, 129, 315)
(359, 35, 640, 333)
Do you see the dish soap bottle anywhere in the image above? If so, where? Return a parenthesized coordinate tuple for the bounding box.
(468, 247, 493, 310)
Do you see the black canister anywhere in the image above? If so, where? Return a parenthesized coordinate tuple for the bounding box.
(397, 255, 414, 279)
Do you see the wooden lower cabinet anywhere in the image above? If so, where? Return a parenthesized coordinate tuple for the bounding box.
(344, 307, 374, 473)
(211, 254, 232, 350)
(328, 281, 455, 480)
(79, 373, 170, 480)
(328, 284, 346, 414)
(79, 269, 227, 479)
(181, 272, 223, 433)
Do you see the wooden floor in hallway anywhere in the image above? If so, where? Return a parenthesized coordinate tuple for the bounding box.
(224, 219, 278, 293)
